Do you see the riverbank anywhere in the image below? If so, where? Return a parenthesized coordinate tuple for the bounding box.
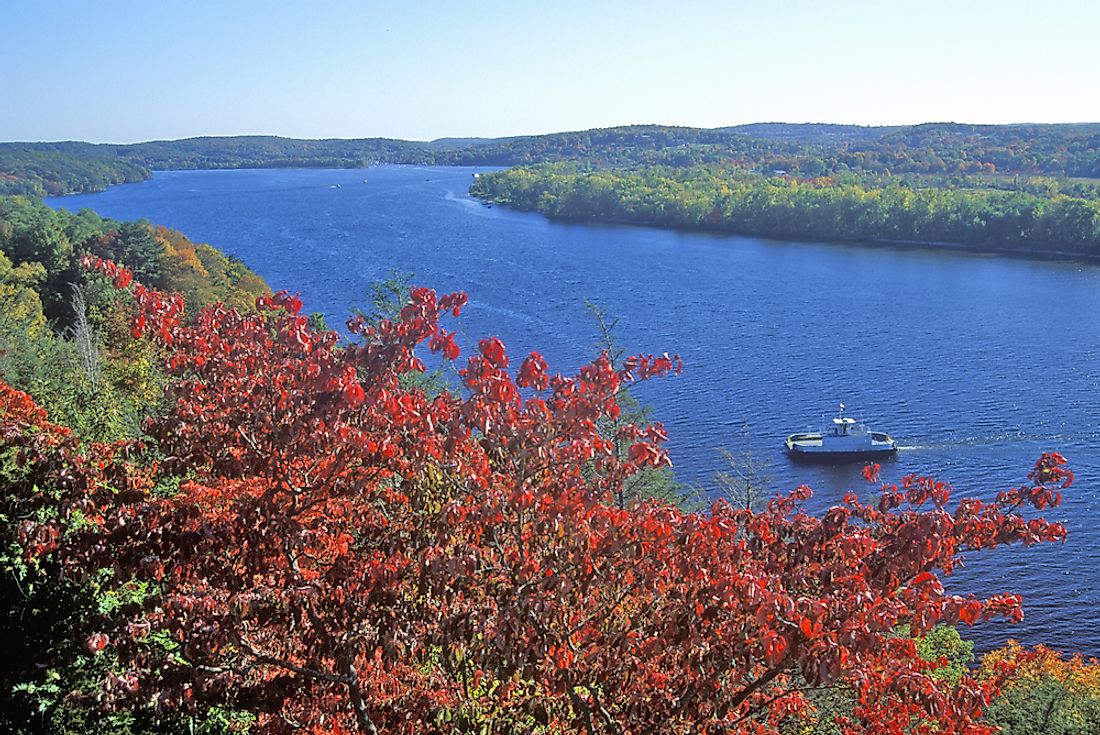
(469, 165, 1100, 264)
(32, 158, 1100, 268)
(473, 195, 1100, 266)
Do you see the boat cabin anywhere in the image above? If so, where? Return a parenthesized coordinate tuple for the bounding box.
(831, 417, 866, 436)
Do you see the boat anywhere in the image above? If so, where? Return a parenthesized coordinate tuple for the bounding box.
(785, 406, 897, 461)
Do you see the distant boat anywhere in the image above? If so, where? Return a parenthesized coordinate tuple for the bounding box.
(786, 406, 897, 461)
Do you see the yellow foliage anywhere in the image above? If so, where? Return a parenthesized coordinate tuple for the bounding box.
(982, 641, 1100, 734)
(151, 225, 269, 313)
(0, 250, 47, 341)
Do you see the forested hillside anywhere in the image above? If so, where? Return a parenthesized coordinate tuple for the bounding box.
(0, 195, 268, 439)
(112, 136, 436, 171)
(0, 145, 149, 196)
(5, 122, 1100, 196)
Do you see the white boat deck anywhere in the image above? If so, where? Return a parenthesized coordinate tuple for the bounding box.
(786, 411, 897, 457)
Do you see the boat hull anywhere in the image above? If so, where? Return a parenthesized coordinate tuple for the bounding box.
(785, 446, 898, 463)
(785, 430, 898, 463)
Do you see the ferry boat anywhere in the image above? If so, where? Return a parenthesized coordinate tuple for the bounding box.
(785, 406, 898, 461)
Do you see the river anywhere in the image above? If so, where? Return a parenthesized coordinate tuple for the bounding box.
(48, 165, 1100, 654)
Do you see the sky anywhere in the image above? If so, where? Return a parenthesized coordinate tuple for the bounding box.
(3, 0, 1099, 143)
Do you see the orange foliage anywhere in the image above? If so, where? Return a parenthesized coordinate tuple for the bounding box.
(981, 641, 1100, 734)
(153, 225, 268, 313)
(984, 640, 1100, 691)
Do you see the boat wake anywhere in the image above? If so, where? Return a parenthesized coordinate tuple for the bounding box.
(897, 430, 1100, 452)
(444, 191, 487, 210)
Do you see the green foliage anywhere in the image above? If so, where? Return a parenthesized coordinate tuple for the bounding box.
(983, 643, 1100, 735)
(0, 194, 266, 435)
(0, 437, 89, 734)
(5, 122, 1100, 197)
(116, 135, 434, 171)
(0, 249, 47, 345)
(0, 145, 149, 196)
(0, 197, 270, 735)
(0, 246, 147, 442)
(0, 138, 434, 194)
(358, 271, 453, 397)
(989, 677, 1084, 735)
(712, 428, 774, 511)
(150, 226, 269, 315)
(0, 196, 256, 344)
(915, 625, 975, 687)
(777, 626, 974, 734)
(0, 421, 246, 735)
(91, 222, 164, 287)
(13, 337, 148, 443)
(472, 164, 1100, 256)
(444, 122, 1100, 177)
(584, 300, 685, 508)
(364, 269, 418, 324)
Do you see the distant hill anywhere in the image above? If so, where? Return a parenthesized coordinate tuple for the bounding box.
(716, 122, 893, 143)
(428, 137, 497, 149)
(108, 135, 436, 170)
(5, 121, 1100, 196)
(0, 142, 149, 196)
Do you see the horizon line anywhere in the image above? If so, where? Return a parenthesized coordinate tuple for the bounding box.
(5, 119, 1100, 147)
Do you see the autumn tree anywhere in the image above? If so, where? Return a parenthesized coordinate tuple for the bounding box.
(583, 298, 681, 508)
(981, 642, 1100, 735)
(1, 257, 1076, 734)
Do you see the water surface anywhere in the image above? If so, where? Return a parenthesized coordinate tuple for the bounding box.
(49, 167, 1100, 654)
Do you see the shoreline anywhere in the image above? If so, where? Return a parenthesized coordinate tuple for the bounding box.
(473, 197, 1100, 266)
(41, 162, 496, 197)
(32, 167, 1100, 267)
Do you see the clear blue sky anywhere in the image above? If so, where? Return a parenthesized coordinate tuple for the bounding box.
(3, 0, 1098, 143)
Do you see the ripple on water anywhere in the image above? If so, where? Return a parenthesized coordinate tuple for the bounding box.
(47, 166, 1100, 656)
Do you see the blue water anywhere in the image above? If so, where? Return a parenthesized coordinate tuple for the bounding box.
(48, 166, 1100, 654)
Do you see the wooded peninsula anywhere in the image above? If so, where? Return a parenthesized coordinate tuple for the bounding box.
(6, 122, 1099, 256)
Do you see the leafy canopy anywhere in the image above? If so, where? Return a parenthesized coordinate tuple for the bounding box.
(1, 257, 1075, 734)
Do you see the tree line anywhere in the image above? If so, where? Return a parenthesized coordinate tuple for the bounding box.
(5, 121, 1100, 196)
(0, 195, 268, 440)
(0, 146, 149, 197)
(471, 164, 1100, 256)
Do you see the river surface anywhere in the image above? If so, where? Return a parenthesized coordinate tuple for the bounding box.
(48, 166, 1100, 655)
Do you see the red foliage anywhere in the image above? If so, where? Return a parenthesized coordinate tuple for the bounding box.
(1, 259, 1073, 734)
